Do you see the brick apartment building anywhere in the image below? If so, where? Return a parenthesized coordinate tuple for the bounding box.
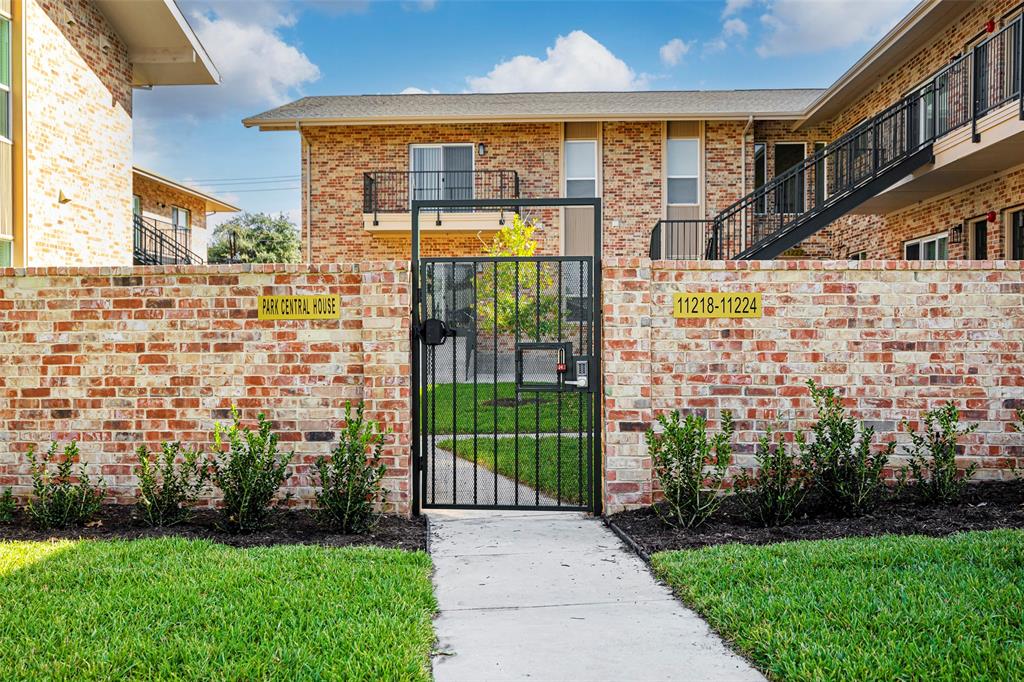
(0, 0, 223, 268)
(245, 0, 1024, 267)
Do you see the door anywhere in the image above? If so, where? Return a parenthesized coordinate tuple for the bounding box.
(774, 143, 805, 214)
(415, 256, 598, 511)
(410, 144, 474, 209)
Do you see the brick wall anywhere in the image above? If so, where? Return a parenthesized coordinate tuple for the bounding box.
(601, 121, 663, 257)
(0, 262, 413, 513)
(601, 258, 1024, 513)
(132, 173, 210, 259)
(24, 0, 134, 267)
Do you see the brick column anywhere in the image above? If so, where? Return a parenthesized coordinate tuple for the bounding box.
(601, 257, 653, 513)
(360, 261, 413, 515)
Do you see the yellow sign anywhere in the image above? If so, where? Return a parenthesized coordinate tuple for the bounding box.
(673, 292, 762, 319)
(258, 294, 341, 320)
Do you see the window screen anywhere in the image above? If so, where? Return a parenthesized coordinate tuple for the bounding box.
(666, 138, 698, 205)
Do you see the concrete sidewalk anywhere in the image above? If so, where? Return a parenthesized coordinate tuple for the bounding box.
(429, 510, 764, 682)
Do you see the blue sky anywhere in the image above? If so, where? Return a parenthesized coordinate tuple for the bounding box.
(133, 0, 916, 226)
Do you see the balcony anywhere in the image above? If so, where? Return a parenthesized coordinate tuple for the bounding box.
(133, 214, 204, 265)
(362, 170, 519, 233)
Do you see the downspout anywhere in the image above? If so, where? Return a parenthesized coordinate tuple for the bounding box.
(740, 115, 753, 252)
(297, 122, 312, 264)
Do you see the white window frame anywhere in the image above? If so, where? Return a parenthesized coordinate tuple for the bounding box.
(132, 194, 142, 217)
(564, 139, 598, 198)
(0, 13, 12, 145)
(665, 137, 700, 206)
(171, 206, 191, 231)
(848, 250, 868, 260)
(904, 232, 949, 261)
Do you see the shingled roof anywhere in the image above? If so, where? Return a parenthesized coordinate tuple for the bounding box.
(243, 89, 825, 129)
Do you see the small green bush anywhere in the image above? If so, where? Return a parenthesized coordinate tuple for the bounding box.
(901, 402, 979, 504)
(0, 489, 14, 522)
(735, 427, 808, 527)
(26, 442, 105, 529)
(314, 402, 389, 533)
(797, 380, 895, 517)
(210, 408, 293, 532)
(136, 442, 210, 527)
(646, 410, 734, 528)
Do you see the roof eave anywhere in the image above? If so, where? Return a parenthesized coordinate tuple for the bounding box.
(243, 111, 813, 131)
(133, 166, 241, 213)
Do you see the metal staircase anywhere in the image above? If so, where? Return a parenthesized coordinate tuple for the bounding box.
(706, 93, 936, 260)
(649, 14, 1023, 261)
(133, 214, 204, 265)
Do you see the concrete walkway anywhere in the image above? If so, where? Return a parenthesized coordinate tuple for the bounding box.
(429, 510, 765, 682)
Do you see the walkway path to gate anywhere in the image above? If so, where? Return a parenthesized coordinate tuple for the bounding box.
(429, 510, 764, 682)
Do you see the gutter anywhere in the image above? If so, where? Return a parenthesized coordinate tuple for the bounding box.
(297, 122, 312, 265)
(741, 115, 753, 252)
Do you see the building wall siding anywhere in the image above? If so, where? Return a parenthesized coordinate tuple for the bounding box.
(23, 0, 134, 267)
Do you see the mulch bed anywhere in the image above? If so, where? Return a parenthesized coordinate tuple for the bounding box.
(0, 505, 427, 551)
(607, 480, 1024, 557)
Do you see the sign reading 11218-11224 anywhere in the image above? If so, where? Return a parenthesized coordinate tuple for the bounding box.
(673, 292, 762, 319)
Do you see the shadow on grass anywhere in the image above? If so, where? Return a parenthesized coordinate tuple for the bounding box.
(0, 537, 436, 680)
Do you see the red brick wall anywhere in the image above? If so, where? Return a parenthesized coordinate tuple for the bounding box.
(601, 121, 663, 256)
(602, 258, 1024, 513)
(0, 262, 413, 513)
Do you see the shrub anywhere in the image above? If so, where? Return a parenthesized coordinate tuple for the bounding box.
(314, 402, 389, 533)
(735, 427, 808, 527)
(136, 442, 210, 527)
(210, 408, 293, 532)
(797, 380, 895, 517)
(901, 402, 979, 504)
(25, 442, 105, 529)
(646, 410, 734, 528)
(0, 489, 14, 522)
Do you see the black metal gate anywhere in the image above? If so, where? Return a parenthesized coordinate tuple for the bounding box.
(411, 198, 601, 514)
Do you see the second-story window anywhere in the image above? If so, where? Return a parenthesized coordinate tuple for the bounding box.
(410, 144, 474, 205)
(1011, 210, 1024, 260)
(171, 206, 191, 231)
(666, 138, 699, 205)
(565, 140, 597, 197)
(0, 14, 10, 142)
(132, 195, 142, 217)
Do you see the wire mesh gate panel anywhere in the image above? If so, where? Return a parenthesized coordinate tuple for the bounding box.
(415, 256, 597, 511)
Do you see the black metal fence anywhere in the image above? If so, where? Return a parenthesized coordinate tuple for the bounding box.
(649, 220, 715, 260)
(363, 170, 520, 217)
(133, 214, 203, 265)
(685, 15, 1024, 261)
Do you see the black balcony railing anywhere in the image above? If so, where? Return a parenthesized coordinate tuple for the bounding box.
(133, 214, 203, 265)
(649, 219, 716, 260)
(654, 14, 1024, 261)
(363, 170, 519, 224)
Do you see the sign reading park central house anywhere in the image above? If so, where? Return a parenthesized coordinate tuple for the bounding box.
(257, 295, 341, 320)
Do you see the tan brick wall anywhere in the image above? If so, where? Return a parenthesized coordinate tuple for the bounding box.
(601, 121, 662, 256)
(23, 0, 134, 267)
(0, 262, 413, 514)
(132, 174, 210, 258)
(602, 258, 1024, 513)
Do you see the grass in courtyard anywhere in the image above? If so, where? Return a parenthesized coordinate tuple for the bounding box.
(425, 382, 587, 435)
(436, 435, 588, 504)
(0, 538, 436, 681)
(652, 530, 1024, 681)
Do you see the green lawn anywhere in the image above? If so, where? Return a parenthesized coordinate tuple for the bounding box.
(0, 538, 436, 681)
(424, 382, 587, 435)
(652, 530, 1024, 681)
(436, 435, 588, 504)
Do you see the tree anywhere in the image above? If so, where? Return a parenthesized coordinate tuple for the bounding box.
(207, 212, 301, 264)
(475, 214, 559, 337)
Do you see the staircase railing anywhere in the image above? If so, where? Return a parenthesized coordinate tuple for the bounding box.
(133, 214, 204, 265)
(698, 14, 1023, 260)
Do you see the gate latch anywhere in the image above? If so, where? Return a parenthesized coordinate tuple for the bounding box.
(417, 318, 455, 346)
(563, 358, 589, 389)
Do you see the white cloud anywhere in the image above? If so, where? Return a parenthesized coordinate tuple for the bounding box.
(723, 18, 749, 39)
(400, 86, 440, 94)
(659, 38, 692, 67)
(756, 0, 916, 57)
(703, 38, 728, 55)
(466, 31, 647, 93)
(403, 0, 437, 10)
(136, 2, 320, 119)
(722, 0, 754, 18)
